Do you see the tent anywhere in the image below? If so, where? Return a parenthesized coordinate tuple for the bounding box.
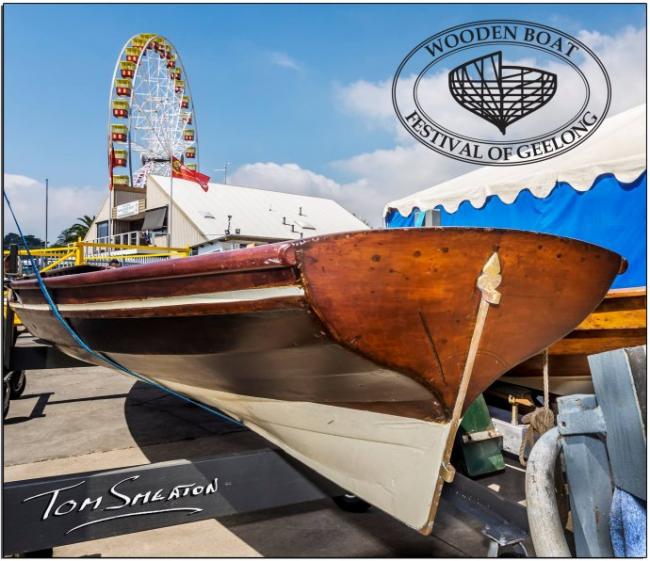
(384, 105, 646, 289)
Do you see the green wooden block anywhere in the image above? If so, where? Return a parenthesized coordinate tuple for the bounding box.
(454, 394, 505, 477)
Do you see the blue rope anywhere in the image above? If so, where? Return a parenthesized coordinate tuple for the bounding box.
(4, 191, 243, 427)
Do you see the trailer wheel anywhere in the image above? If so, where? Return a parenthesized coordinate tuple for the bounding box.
(332, 493, 371, 513)
(9, 370, 26, 398)
(3, 380, 10, 418)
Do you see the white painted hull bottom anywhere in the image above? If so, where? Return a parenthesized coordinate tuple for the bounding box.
(163, 379, 451, 533)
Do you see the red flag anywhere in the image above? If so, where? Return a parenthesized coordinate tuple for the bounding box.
(108, 143, 116, 191)
(172, 157, 210, 192)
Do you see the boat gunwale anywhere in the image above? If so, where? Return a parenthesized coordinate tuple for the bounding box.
(10, 228, 626, 293)
(9, 241, 297, 290)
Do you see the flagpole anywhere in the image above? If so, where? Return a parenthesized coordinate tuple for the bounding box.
(168, 170, 174, 248)
(108, 144, 113, 249)
(44, 178, 49, 248)
(108, 183, 112, 248)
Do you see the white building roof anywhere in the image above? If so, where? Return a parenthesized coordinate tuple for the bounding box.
(385, 104, 646, 216)
(149, 175, 368, 243)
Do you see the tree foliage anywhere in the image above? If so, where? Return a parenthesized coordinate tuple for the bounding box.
(3, 232, 45, 248)
(56, 215, 95, 245)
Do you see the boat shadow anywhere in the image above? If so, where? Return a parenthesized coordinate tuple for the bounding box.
(123, 381, 247, 463)
(121, 381, 483, 556)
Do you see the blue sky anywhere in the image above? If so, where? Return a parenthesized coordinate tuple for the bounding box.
(4, 3, 646, 236)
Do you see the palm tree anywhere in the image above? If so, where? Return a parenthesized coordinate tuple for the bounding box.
(56, 215, 95, 245)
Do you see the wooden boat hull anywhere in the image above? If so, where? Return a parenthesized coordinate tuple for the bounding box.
(502, 287, 646, 394)
(9, 228, 623, 533)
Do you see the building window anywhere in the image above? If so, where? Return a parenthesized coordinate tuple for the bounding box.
(96, 221, 109, 239)
(141, 206, 168, 233)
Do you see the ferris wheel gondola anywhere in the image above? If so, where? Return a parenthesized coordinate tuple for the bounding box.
(108, 33, 199, 189)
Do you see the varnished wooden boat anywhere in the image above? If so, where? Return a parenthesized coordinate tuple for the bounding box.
(8, 228, 623, 533)
(502, 287, 646, 395)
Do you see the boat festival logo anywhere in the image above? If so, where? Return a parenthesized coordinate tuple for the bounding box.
(392, 20, 611, 165)
(448, 51, 558, 135)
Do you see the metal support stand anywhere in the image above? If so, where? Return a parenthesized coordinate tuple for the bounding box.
(525, 346, 646, 558)
(485, 534, 528, 557)
(441, 470, 529, 556)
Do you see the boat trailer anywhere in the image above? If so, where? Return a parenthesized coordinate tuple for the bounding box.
(3, 435, 529, 556)
(3, 243, 531, 556)
(3, 329, 530, 557)
(3, 326, 530, 556)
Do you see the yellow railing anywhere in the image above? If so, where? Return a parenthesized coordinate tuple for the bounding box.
(3, 290, 22, 325)
(4, 239, 191, 273)
(41, 249, 77, 273)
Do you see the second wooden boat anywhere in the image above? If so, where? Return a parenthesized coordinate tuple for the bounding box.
(502, 286, 646, 394)
(8, 228, 623, 533)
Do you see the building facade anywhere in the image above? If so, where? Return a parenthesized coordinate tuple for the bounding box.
(85, 175, 368, 252)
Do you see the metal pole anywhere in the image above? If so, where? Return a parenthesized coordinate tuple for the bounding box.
(44, 178, 48, 248)
(110, 183, 114, 245)
(213, 163, 230, 185)
(525, 427, 571, 557)
(168, 174, 173, 248)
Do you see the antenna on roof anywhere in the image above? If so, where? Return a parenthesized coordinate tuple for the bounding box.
(213, 162, 230, 184)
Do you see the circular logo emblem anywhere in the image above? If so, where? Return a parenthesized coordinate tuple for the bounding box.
(392, 20, 611, 165)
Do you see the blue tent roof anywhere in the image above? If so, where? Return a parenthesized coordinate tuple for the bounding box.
(386, 171, 646, 289)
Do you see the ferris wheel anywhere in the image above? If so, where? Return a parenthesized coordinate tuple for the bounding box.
(108, 33, 199, 189)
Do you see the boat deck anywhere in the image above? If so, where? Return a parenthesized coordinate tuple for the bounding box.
(4, 335, 527, 557)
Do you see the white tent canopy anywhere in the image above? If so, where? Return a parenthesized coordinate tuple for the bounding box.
(385, 104, 646, 217)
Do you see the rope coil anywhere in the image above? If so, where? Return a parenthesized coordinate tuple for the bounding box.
(519, 349, 555, 466)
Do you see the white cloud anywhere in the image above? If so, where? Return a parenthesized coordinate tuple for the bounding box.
(232, 25, 643, 226)
(577, 26, 646, 113)
(231, 163, 344, 199)
(3, 174, 105, 243)
(335, 78, 394, 126)
(267, 51, 302, 71)
(333, 144, 472, 224)
(230, 150, 470, 227)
